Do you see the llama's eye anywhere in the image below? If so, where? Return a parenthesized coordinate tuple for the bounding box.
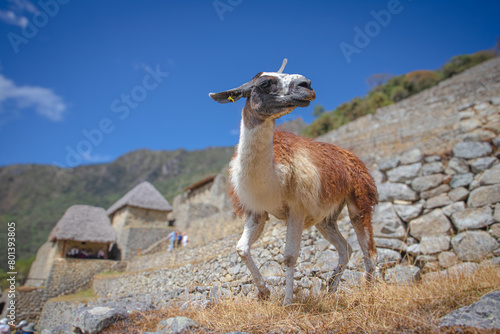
(259, 80, 271, 88)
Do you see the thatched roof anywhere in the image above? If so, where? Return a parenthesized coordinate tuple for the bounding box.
(107, 181, 172, 215)
(49, 205, 116, 243)
(184, 175, 216, 192)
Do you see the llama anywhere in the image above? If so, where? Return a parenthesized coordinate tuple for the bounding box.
(210, 60, 378, 305)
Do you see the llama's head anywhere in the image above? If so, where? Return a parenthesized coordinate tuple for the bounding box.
(209, 59, 316, 120)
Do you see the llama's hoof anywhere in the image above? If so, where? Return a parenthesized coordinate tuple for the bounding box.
(257, 286, 271, 300)
(327, 275, 341, 292)
(364, 272, 376, 285)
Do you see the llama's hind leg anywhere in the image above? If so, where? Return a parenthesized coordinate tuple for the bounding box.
(316, 211, 353, 292)
(236, 212, 270, 299)
(347, 201, 378, 282)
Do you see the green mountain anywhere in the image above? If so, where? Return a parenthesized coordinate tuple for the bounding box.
(0, 147, 234, 271)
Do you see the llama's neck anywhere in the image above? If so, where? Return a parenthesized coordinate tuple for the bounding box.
(236, 115, 275, 176)
(232, 112, 282, 212)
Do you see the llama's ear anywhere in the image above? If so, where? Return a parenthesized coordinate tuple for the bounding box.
(209, 81, 253, 104)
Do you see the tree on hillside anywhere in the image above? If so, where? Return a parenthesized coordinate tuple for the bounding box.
(313, 104, 325, 117)
(404, 70, 439, 93)
(366, 73, 394, 89)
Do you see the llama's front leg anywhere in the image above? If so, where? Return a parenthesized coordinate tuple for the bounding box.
(236, 212, 270, 299)
(283, 214, 304, 305)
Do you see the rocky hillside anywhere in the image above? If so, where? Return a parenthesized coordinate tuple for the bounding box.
(0, 147, 234, 270)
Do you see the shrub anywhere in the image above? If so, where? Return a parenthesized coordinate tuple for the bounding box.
(404, 70, 440, 93)
(390, 86, 409, 102)
(367, 91, 392, 110)
(440, 50, 495, 79)
(301, 113, 336, 138)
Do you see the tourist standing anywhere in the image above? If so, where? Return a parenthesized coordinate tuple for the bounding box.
(168, 231, 176, 251)
(177, 232, 182, 248)
(15, 320, 27, 334)
(0, 318, 10, 334)
(21, 323, 36, 334)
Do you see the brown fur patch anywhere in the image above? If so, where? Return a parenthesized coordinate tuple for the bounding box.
(272, 131, 378, 208)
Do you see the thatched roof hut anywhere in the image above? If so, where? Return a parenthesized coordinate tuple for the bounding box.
(49, 205, 116, 243)
(107, 181, 172, 215)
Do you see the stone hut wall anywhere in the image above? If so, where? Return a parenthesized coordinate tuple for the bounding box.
(110, 206, 128, 236)
(126, 206, 170, 227)
(119, 226, 174, 260)
(111, 206, 172, 260)
(173, 174, 237, 246)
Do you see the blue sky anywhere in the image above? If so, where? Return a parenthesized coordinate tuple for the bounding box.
(0, 0, 499, 167)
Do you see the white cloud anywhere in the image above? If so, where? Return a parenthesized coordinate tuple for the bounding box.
(9, 0, 37, 13)
(0, 9, 28, 27)
(0, 74, 66, 121)
(0, 0, 37, 27)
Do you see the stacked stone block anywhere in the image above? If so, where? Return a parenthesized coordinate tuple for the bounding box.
(373, 139, 500, 271)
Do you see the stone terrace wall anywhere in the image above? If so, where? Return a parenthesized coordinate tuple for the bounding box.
(372, 139, 500, 270)
(126, 234, 240, 272)
(94, 221, 336, 299)
(45, 259, 124, 299)
(317, 57, 500, 164)
(25, 241, 56, 287)
(15, 287, 44, 324)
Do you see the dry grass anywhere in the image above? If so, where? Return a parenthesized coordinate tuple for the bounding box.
(49, 289, 98, 303)
(102, 264, 500, 334)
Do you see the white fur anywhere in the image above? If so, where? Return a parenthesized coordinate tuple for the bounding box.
(259, 72, 306, 96)
(230, 119, 283, 213)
